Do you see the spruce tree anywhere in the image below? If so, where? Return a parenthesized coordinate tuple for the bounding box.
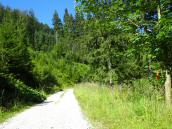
(52, 10, 63, 43)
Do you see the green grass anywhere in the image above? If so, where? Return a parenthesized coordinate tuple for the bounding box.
(74, 83, 172, 129)
(0, 102, 33, 123)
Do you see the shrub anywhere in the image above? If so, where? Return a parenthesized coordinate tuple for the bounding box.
(0, 73, 46, 106)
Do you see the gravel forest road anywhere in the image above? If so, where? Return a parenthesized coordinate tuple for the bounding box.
(0, 89, 91, 129)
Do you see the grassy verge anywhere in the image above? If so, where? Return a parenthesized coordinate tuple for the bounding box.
(74, 83, 172, 129)
(0, 102, 33, 123)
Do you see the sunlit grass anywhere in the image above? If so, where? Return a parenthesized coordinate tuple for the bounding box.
(74, 83, 172, 129)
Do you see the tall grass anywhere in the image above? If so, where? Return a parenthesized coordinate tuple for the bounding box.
(74, 82, 172, 129)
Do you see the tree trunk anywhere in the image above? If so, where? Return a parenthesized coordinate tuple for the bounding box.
(148, 59, 152, 79)
(55, 31, 58, 44)
(1, 89, 4, 107)
(108, 59, 112, 86)
(156, 0, 172, 105)
(165, 70, 172, 105)
(157, 2, 161, 20)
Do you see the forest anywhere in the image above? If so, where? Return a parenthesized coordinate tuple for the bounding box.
(0, 3, 91, 108)
(0, 0, 172, 128)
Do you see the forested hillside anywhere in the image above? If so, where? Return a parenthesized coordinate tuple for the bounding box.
(0, 0, 172, 126)
(0, 4, 89, 111)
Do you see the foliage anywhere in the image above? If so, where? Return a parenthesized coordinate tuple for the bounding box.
(75, 0, 172, 84)
(0, 73, 46, 106)
(0, 5, 60, 110)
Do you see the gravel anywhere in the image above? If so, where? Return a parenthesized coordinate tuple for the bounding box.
(0, 89, 92, 129)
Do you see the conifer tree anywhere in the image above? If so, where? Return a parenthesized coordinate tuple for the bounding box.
(52, 10, 63, 43)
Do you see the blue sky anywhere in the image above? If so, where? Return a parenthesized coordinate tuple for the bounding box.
(0, 0, 76, 27)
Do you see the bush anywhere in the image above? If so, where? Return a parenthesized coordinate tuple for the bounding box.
(30, 50, 62, 92)
(30, 49, 91, 88)
(129, 79, 164, 102)
(0, 73, 46, 106)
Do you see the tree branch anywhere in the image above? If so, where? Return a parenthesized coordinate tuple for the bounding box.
(127, 19, 152, 33)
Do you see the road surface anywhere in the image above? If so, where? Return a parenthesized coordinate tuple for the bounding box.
(0, 89, 91, 129)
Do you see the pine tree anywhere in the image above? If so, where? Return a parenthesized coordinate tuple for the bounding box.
(52, 10, 63, 43)
(64, 9, 74, 35)
(75, 10, 84, 36)
(25, 10, 37, 49)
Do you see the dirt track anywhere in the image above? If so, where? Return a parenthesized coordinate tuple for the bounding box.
(0, 89, 91, 129)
